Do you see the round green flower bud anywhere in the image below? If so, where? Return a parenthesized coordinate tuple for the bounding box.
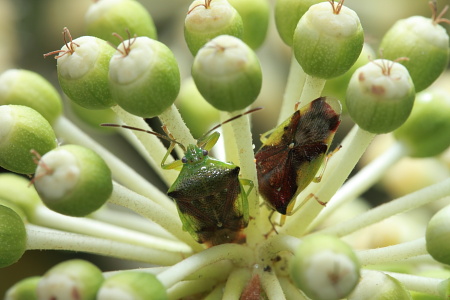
(290, 234, 360, 300)
(56, 34, 116, 109)
(191, 35, 262, 112)
(322, 43, 376, 112)
(426, 204, 450, 265)
(0, 105, 57, 174)
(184, 0, 244, 56)
(5, 276, 40, 300)
(346, 59, 415, 134)
(37, 259, 104, 300)
(97, 272, 167, 300)
(394, 89, 450, 157)
(109, 36, 180, 118)
(176, 77, 219, 138)
(0, 205, 27, 268)
(0, 69, 62, 125)
(0, 173, 41, 220)
(348, 271, 412, 300)
(227, 0, 270, 49)
(380, 16, 449, 93)
(275, 0, 322, 46)
(85, 0, 157, 46)
(293, 2, 364, 79)
(33, 144, 113, 217)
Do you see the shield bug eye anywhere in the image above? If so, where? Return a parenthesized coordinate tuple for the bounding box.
(181, 156, 188, 163)
(202, 149, 208, 156)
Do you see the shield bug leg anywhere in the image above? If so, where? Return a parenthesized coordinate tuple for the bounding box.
(312, 144, 342, 184)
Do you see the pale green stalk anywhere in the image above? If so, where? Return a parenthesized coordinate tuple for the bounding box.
(298, 75, 326, 106)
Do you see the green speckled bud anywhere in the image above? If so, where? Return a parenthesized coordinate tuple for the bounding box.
(380, 16, 449, 93)
(192, 35, 262, 111)
(394, 89, 450, 157)
(85, 0, 157, 45)
(426, 204, 450, 265)
(33, 144, 113, 217)
(0, 173, 41, 220)
(97, 272, 167, 300)
(109, 36, 180, 118)
(0, 69, 62, 125)
(0, 205, 26, 268)
(275, 0, 322, 46)
(290, 234, 360, 300)
(56, 35, 116, 109)
(348, 271, 412, 300)
(176, 77, 219, 138)
(322, 43, 376, 112)
(228, 0, 270, 49)
(293, 2, 364, 79)
(184, 0, 244, 56)
(0, 105, 57, 174)
(346, 59, 415, 134)
(37, 259, 104, 300)
(5, 276, 40, 300)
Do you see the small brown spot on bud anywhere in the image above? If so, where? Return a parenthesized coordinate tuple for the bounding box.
(358, 72, 365, 82)
(371, 84, 385, 95)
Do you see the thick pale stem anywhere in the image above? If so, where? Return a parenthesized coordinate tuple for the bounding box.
(222, 268, 251, 299)
(298, 75, 326, 106)
(278, 54, 306, 123)
(309, 141, 408, 230)
(31, 205, 191, 253)
(317, 177, 450, 237)
(108, 182, 203, 251)
(357, 238, 427, 265)
(53, 116, 174, 208)
(157, 244, 253, 288)
(111, 106, 178, 184)
(158, 104, 196, 147)
(26, 224, 183, 265)
(261, 269, 286, 300)
(281, 125, 376, 236)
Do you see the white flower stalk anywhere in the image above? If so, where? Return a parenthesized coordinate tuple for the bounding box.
(85, 0, 157, 45)
(37, 259, 104, 300)
(0, 69, 62, 125)
(0, 105, 57, 174)
(346, 59, 415, 134)
(184, 0, 243, 55)
(192, 35, 262, 112)
(33, 144, 113, 217)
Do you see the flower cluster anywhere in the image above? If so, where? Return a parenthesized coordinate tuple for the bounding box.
(1, 0, 450, 299)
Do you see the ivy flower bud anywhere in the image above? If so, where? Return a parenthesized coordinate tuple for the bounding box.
(227, 0, 270, 49)
(184, 0, 244, 56)
(0, 105, 57, 174)
(346, 59, 415, 134)
(4, 276, 40, 300)
(290, 234, 360, 300)
(0, 205, 27, 268)
(53, 31, 116, 110)
(293, 1, 364, 79)
(394, 89, 450, 157)
(191, 35, 262, 111)
(275, 0, 322, 46)
(380, 15, 449, 92)
(0, 173, 41, 220)
(348, 271, 412, 300)
(37, 259, 104, 300)
(85, 0, 157, 46)
(33, 144, 113, 217)
(426, 204, 450, 265)
(97, 272, 167, 300)
(0, 69, 62, 125)
(109, 36, 180, 118)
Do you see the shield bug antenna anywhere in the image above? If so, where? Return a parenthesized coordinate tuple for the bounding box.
(101, 107, 261, 247)
(255, 97, 341, 229)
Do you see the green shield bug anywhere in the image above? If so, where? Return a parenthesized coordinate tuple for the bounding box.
(255, 97, 341, 220)
(103, 108, 259, 247)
